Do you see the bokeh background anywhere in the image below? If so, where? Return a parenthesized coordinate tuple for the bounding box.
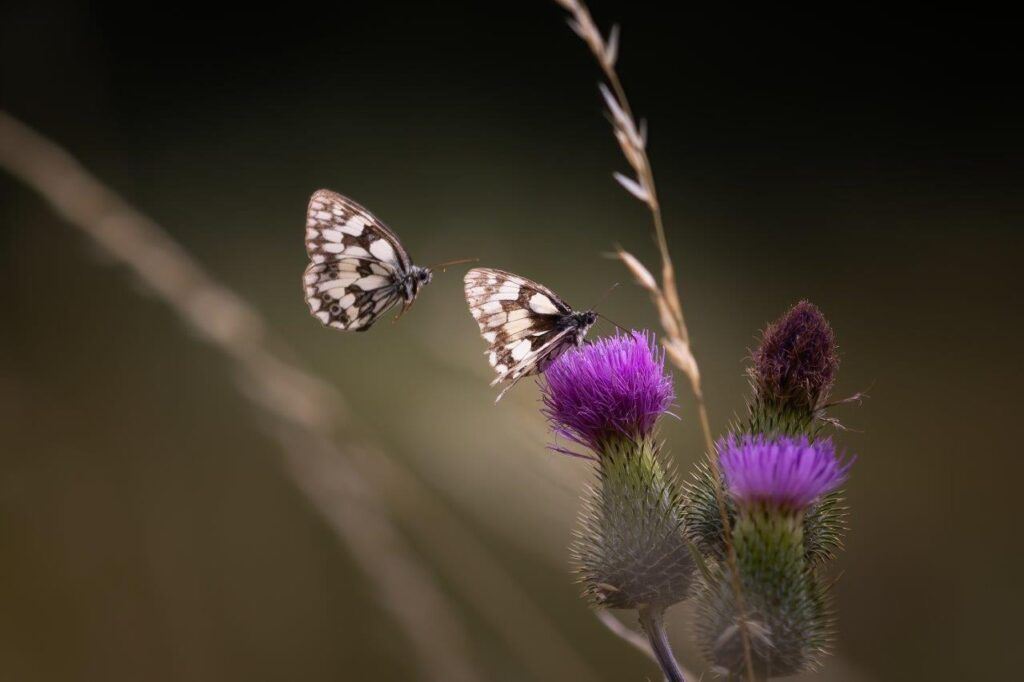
(2, 2, 1021, 680)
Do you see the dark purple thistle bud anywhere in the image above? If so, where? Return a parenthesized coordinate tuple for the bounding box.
(718, 433, 852, 510)
(751, 300, 839, 415)
(541, 331, 674, 453)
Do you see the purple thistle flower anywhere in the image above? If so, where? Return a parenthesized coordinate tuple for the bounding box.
(718, 434, 852, 509)
(752, 300, 839, 411)
(541, 331, 674, 452)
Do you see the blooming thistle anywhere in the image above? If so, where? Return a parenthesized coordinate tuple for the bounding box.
(719, 434, 852, 511)
(694, 434, 853, 678)
(686, 301, 850, 563)
(679, 302, 855, 678)
(542, 331, 693, 630)
(542, 329, 674, 454)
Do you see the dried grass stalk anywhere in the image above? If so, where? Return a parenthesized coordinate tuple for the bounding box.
(550, 3, 758, 679)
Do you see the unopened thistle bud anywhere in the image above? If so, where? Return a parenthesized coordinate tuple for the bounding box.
(541, 331, 694, 610)
(695, 434, 852, 678)
(749, 300, 839, 435)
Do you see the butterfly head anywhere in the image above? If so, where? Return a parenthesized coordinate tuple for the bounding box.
(413, 265, 433, 285)
(566, 310, 598, 345)
(403, 265, 432, 296)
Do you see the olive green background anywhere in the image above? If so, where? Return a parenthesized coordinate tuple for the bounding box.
(2, 2, 1021, 680)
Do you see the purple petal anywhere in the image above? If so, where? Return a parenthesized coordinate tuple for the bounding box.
(541, 331, 674, 452)
(718, 434, 853, 509)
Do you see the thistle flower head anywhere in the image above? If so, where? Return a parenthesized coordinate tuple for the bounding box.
(541, 330, 673, 451)
(718, 434, 852, 510)
(752, 300, 838, 412)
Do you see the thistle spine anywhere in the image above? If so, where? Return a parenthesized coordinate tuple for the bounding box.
(573, 435, 693, 610)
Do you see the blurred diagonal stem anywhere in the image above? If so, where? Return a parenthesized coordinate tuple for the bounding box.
(0, 110, 478, 682)
(552, 2, 757, 680)
(0, 110, 599, 682)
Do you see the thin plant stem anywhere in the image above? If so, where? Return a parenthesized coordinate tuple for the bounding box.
(603, 61, 681, 325)
(637, 606, 686, 682)
(594, 610, 698, 680)
(551, 2, 757, 679)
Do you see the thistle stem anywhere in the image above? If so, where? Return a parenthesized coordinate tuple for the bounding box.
(638, 606, 685, 682)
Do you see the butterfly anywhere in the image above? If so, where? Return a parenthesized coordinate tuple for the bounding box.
(303, 189, 436, 332)
(464, 267, 597, 399)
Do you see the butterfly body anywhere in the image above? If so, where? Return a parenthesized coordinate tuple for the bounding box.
(303, 189, 432, 331)
(557, 310, 599, 339)
(396, 265, 433, 314)
(464, 268, 597, 398)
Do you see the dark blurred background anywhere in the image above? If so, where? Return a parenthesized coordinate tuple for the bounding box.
(2, 2, 1021, 680)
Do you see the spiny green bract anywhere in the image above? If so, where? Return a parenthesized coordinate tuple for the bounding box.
(572, 436, 695, 610)
(745, 398, 820, 439)
(682, 460, 846, 568)
(693, 508, 835, 679)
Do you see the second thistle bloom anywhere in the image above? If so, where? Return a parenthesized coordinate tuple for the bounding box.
(695, 433, 852, 676)
(719, 434, 852, 510)
(541, 330, 674, 452)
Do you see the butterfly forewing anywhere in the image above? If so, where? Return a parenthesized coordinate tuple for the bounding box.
(465, 268, 589, 396)
(303, 189, 412, 331)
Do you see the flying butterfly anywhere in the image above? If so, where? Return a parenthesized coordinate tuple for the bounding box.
(464, 268, 597, 400)
(303, 189, 468, 332)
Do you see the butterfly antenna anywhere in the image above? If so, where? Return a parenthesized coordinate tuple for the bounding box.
(588, 282, 620, 310)
(426, 257, 479, 273)
(597, 312, 629, 334)
(587, 282, 627, 332)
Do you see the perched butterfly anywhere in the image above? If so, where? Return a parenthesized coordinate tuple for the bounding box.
(464, 267, 597, 399)
(302, 189, 437, 332)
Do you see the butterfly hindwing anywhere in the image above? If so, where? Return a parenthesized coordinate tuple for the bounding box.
(465, 268, 592, 396)
(303, 262, 404, 331)
(303, 189, 412, 331)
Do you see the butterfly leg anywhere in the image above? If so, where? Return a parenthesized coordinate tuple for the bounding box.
(392, 295, 416, 323)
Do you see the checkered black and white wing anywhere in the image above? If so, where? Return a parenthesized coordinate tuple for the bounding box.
(303, 189, 411, 332)
(464, 268, 580, 392)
